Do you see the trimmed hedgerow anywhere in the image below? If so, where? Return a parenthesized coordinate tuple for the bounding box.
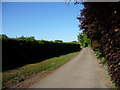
(2, 37, 80, 71)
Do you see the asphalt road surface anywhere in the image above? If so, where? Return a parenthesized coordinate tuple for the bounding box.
(30, 48, 113, 88)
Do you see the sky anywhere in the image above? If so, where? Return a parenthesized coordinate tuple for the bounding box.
(2, 2, 83, 42)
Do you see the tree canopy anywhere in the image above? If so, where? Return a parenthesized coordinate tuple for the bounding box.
(78, 32, 90, 47)
(77, 2, 120, 88)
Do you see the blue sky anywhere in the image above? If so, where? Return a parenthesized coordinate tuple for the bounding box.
(2, 2, 83, 42)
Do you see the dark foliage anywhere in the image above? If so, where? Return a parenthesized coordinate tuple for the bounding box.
(2, 37, 80, 71)
(78, 2, 120, 88)
(54, 40, 63, 43)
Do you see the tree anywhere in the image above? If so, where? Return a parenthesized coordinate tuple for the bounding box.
(18, 36, 35, 41)
(54, 40, 63, 43)
(77, 32, 90, 47)
(77, 2, 120, 88)
(0, 34, 8, 39)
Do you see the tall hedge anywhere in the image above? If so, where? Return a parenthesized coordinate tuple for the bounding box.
(2, 38, 80, 71)
(77, 2, 120, 88)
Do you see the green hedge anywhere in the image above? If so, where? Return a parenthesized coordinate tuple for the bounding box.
(2, 38, 80, 71)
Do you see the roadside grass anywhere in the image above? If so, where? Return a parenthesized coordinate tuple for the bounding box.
(93, 49, 116, 88)
(94, 49, 106, 63)
(2, 51, 80, 89)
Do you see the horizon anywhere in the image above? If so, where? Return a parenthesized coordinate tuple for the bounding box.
(1, 34, 79, 42)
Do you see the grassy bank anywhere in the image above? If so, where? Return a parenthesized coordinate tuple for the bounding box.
(2, 51, 80, 89)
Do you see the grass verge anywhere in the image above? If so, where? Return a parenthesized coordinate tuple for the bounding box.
(93, 48, 116, 88)
(2, 51, 80, 89)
